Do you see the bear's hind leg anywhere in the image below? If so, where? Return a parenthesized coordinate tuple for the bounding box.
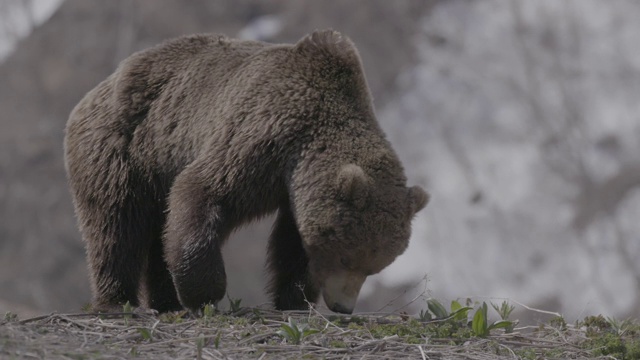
(266, 203, 320, 310)
(84, 191, 152, 312)
(87, 237, 142, 313)
(81, 171, 177, 313)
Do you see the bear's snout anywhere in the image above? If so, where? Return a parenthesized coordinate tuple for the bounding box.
(328, 302, 354, 315)
(322, 271, 366, 314)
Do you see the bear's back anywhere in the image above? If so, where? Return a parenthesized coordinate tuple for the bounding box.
(66, 34, 277, 174)
(113, 34, 269, 117)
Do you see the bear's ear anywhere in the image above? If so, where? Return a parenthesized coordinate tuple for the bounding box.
(408, 186, 430, 215)
(295, 29, 348, 53)
(294, 29, 361, 68)
(337, 164, 370, 208)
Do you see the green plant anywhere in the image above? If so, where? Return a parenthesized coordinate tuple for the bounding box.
(196, 334, 205, 360)
(583, 315, 610, 331)
(471, 302, 514, 337)
(4, 312, 18, 322)
(252, 308, 265, 324)
(418, 308, 432, 321)
(227, 295, 242, 313)
(578, 316, 640, 358)
(277, 317, 320, 344)
(606, 317, 635, 336)
(123, 301, 134, 325)
(491, 301, 515, 320)
(329, 340, 348, 348)
(137, 327, 152, 341)
(549, 316, 567, 330)
(427, 298, 449, 319)
(491, 301, 517, 332)
(203, 303, 216, 319)
(419, 299, 472, 322)
(159, 311, 186, 324)
(449, 300, 473, 321)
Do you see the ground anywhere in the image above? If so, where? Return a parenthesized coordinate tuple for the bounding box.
(2, 301, 639, 359)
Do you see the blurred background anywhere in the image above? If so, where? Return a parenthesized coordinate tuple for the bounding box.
(1, 0, 639, 321)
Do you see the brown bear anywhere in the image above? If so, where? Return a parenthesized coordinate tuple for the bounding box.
(64, 30, 429, 314)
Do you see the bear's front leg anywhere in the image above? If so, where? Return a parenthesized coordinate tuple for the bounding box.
(164, 168, 232, 313)
(267, 202, 320, 310)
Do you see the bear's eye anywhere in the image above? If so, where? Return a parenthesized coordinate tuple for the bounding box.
(340, 257, 351, 269)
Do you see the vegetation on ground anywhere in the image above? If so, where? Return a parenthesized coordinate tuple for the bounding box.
(1, 298, 639, 359)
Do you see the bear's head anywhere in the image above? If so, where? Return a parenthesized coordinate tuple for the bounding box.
(300, 164, 429, 314)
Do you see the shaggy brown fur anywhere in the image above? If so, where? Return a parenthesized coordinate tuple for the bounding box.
(64, 30, 429, 314)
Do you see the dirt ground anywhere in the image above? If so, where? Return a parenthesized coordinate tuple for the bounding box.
(2, 307, 632, 360)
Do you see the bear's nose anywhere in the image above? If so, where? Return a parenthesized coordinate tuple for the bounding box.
(328, 302, 354, 314)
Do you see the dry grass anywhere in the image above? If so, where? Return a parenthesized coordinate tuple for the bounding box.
(1, 305, 627, 360)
